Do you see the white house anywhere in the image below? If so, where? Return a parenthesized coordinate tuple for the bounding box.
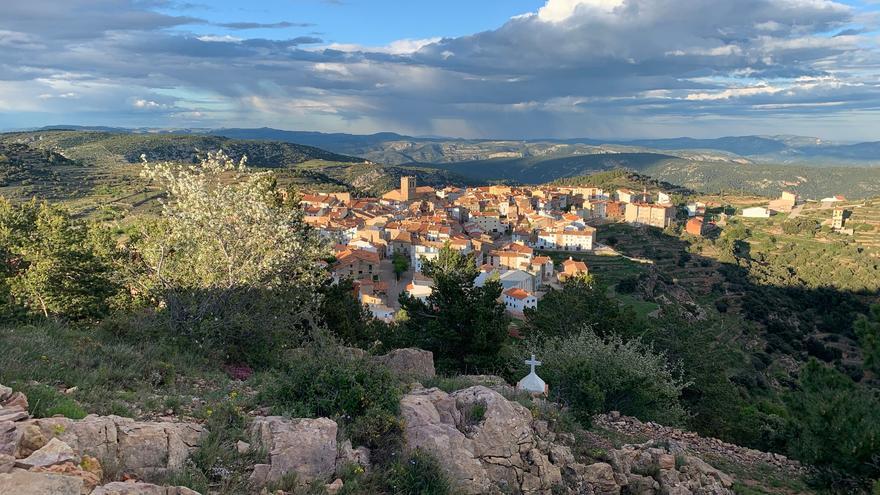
(742, 206, 771, 218)
(368, 303, 395, 322)
(503, 287, 538, 314)
(559, 230, 594, 251)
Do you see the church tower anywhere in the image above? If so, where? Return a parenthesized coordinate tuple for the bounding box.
(401, 176, 416, 201)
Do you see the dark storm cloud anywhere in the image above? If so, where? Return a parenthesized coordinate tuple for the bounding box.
(0, 0, 878, 138)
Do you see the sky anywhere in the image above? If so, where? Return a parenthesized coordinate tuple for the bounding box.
(1, 0, 879, 140)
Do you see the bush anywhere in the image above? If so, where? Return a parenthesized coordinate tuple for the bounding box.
(520, 327, 688, 425)
(258, 348, 403, 452)
(383, 449, 452, 495)
(18, 383, 87, 419)
(785, 360, 880, 489)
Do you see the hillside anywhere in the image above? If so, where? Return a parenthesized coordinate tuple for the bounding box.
(0, 130, 475, 216)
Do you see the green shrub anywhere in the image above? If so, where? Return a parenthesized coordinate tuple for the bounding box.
(383, 449, 452, 495)
(17, 383, 86, 419)
(520, 327, 688, 426)
(260, 350, 401, 419)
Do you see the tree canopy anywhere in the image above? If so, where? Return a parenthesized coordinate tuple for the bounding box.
(397, 243, 511, 373)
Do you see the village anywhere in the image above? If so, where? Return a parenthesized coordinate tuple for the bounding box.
(300, 176, 693, 322)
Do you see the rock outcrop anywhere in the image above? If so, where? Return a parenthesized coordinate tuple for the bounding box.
(14, 415, 206, 478)
(374, 348, 436, 380)
(0, 383, 209, 494)
(400, 385, 562, 494)
(0, 469, 84, 495)
(248, 416, 338, 486)
(400, 385, 737, 495)
(594, 413, 803, 476)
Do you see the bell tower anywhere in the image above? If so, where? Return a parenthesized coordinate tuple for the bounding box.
(401, 176, 416, 201)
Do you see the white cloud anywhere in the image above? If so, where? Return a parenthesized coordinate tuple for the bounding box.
(132, 99, 168, 109)
(686, 85, 782, 101)
(536, 0, 625, 22)
(196, 35, 242, 43)
(324, 37, 440, 55)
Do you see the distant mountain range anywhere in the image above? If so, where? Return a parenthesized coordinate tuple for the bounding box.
(14, 126, 880, 199)
(33, 125, 880, 165)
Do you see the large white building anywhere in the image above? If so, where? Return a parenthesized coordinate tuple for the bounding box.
(503, 287, 538, 314)
(742, 206, 771, 218)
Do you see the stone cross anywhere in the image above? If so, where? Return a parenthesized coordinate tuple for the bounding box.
(525, 354, 542, 374)
(517, 354, 547, 395)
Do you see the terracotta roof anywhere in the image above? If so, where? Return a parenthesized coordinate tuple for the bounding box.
(504, 287, 532, 300)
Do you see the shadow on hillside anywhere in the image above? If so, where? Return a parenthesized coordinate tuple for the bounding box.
(595, 223, 875, 384)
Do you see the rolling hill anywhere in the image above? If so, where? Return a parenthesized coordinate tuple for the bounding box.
(0, 130, 476, 216)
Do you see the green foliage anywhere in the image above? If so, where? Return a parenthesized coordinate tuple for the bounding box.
(785, 360, 880, 488)
(258, 347, 403, 454)
(522, 327, 688, 425)
(0, 198, 117, 320)
(0, 321, 232, 419)
(781, 217, 820, 236)
(320, 278, 387, 350)
(160, 397, 266, 494)
(125, 152, 330, 365)
(18, 382, 87, 419)
(392, 252, 409, 281)
(643, 311, 789, 453)
(397, 243, 512, 374)
(524, 274, 637, 339)
(382, 449, 452, 495)
(855, 304, 880, 374)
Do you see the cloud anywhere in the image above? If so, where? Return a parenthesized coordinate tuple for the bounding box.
(0, 0, 878, 139)
(218, 21, 314, 30)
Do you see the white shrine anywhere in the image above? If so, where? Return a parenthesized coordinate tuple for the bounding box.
(517, 354, 548, 395)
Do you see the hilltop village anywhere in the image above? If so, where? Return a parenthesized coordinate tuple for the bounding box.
(302, 176, 685, 321)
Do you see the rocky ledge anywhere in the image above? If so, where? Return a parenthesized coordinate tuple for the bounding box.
(400, 385, 736, 495)
(1, 384, 207, 495)
(594, 412, 803, 476)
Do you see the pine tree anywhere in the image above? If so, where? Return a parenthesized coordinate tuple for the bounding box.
(398, 243, 511, 373)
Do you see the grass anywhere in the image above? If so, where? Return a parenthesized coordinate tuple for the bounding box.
(0, 321, 237, 420)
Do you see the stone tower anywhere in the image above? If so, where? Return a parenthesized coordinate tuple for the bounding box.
(401, 176, 416, 201)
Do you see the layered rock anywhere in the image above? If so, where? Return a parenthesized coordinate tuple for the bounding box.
(400, 386, 738, 495)
(594, 413, 803, 475)
(0, 383, 209, 494)
(400, 386, 563, 494)
(14, 414, 206, 478)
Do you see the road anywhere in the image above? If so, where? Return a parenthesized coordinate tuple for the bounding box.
(379, 258, 411, 310)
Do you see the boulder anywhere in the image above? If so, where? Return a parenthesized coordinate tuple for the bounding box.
(0, 453, 14, 474)
(583, 462, 621, 495)
(325, 478, 344, 495)
(16, 438, 77, 469)
(249, 416, 337, 486)
(17, 422, 47, 457)
(336, 440, 370, 472)
(3, 391, 28, 412)
(0, 385, 12, 402)
(400, 386, 569, 494)
(31, 461, 102, 493)
(375, 348, 435, 380)
(0, 469, 84, 495)
(0, 421, 20, 456)
(89, 481, 201, 495)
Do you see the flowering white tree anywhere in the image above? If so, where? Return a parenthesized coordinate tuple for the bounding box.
(132, 151, 329, 362)
(139, 150, 327, 291)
